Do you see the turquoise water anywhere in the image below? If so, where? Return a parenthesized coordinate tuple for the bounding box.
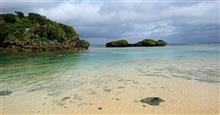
(0, 44, 220, 93)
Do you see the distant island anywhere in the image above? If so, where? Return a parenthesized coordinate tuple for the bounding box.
(0, 11, 89, 52)
(106, 39, 167, 47)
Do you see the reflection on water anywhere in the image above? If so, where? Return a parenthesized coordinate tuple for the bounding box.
(1, 52, 81, 77)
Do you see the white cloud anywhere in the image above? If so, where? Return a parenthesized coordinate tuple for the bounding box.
(37, 1, 115, 25)
(36, 0, 219, 25)
(122, 21, 178, 38)
(162, 1, 220, 24)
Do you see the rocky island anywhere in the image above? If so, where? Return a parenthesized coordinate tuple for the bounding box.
(106, 39, 167, 47)
(0, 11, 89, 52)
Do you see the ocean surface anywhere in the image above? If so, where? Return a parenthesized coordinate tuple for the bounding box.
(0, 44, 219, 92)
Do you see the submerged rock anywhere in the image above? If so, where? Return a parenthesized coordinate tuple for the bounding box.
(61, 96, 71, 101)
(98, 107, 102, 110)
(0, 90, 12, 96)
(140, 97, 165, 106)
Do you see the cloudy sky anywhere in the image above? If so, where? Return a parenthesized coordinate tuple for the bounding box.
(1, 0, 220, 45)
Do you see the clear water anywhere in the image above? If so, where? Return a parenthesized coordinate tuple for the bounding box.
(0, 44, 220, 93)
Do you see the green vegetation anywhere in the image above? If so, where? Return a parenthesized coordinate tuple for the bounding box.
(106, 39, 167, 47)
(138, 39, 167, 46)
(0, 11, 89, 51)
(106, 40, 128, 47)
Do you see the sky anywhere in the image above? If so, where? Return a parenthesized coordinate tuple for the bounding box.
(1, 0, 220, 45)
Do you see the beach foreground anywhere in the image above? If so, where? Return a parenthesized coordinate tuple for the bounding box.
(1, 73, 219, 114)
(0, 45, 219, 114)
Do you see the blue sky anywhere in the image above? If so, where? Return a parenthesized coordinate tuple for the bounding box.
(1, 0, 220, 45)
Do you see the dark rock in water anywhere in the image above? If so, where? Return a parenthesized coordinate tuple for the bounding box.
(0, 90, 12, 96)
(140, 97, 165, 106)
(98, 107, 102, 110)
(61, 96, 71, 101)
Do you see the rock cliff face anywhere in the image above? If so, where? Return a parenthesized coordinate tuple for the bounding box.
(106, 39, 167, 47)
(0, 11, 89, 51)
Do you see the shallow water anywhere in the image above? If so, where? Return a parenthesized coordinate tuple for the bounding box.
(0, 44, 220, 114)
(1, 44, 219, 91)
